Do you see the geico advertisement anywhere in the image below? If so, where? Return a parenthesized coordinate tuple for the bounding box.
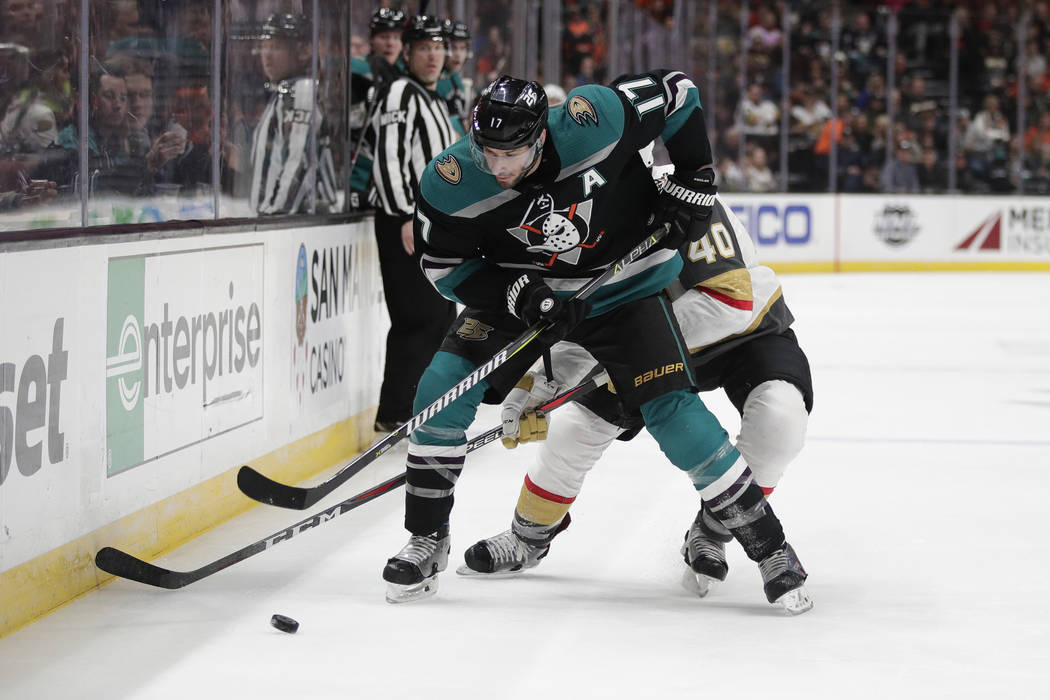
(721, 194, 836, 263)
(105, 245, 264, 475)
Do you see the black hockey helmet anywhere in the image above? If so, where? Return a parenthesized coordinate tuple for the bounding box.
(369, 7, 406, 36)
(471, 76, 548, 151)
(402, 15, 446, 47)
(259, 12, 308, 41)
(441, 18, 471, 42)
(469, 76, 548, 176)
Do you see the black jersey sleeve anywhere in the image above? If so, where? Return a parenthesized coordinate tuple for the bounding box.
(415, 194, 521, 311)
(609, 70, 714, 173)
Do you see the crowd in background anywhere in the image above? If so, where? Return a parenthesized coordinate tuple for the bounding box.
(456, 0, 1050, 195)
(3, 0, 1050, 228)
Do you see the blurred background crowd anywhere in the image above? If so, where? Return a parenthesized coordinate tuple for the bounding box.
(2, 0, 1048, 233)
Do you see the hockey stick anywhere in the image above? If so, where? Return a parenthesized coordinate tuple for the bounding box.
(237, 227, 666, 510)
(94, 371, 608, 589)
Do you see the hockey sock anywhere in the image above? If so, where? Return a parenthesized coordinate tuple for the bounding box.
(405, 452, 463, 535)
(403, 351, 488, 535)
(700, 466, 785, 563)
(512, 474, 574, 545)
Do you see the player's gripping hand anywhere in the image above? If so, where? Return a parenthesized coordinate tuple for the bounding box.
(652, 167, 717, 250)
(501, 373, 559, 449)
(506, 273, 592, 343)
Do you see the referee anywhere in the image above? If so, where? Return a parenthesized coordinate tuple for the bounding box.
(371, 14, 458, 434)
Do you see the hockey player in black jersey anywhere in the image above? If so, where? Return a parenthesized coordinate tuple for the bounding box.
(381, 72, 810, 609)
(464, 192, 814, 614)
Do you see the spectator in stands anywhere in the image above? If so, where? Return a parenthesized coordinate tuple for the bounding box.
(476, 25, 509, 83)
(748, 6, 783, 55)
(104, 55, 187, 182)
(737, 82, 779, 161)
(964, 93, 1011, 186)
(791, 84, 832, 140)
(837, 127, 868, 192)
(746, 145, 777, 192)
(880, 139, 920, 194)
(0, 46, 59, 153)
(916, 146, 948, 193)
(563, 6, 593, 76)
(0, 0, 41, 48)
(54, 61, 153, 196)
(841, 9, 884, 84)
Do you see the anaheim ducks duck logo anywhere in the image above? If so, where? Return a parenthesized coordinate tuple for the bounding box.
(507, 194, 603, 266)
(567, 95, 598, 126)
(435, 154, 461, 184)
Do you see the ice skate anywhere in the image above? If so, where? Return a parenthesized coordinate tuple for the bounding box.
(680, 508, 732, 597)
(456, 529, 551, 577)
(758, 542, 812, 615)
(383, 526, 449, 603)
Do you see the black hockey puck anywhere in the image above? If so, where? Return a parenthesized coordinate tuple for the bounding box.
(270, 614, 299, 634)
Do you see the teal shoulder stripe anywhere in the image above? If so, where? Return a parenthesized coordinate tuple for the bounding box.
(550, 85, 625, 179)
(662, 86, 701, 142)
(434, 258, 486, 304)
(420, 139, 507, 216)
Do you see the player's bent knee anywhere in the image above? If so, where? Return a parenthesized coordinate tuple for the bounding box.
(737, 380, 809, 488)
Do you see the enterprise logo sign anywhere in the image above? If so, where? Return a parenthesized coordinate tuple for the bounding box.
(105, 248, 264, 475)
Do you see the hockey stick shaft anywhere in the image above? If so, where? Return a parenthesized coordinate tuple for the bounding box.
(237, 227, 667, 510)
(95, 372, 607, 589)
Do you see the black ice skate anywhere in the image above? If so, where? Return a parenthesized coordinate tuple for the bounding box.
(456, 529, 551, 577)
(383, 526, 450, 603)
(680, 507, 732, 597)
(758, 542, 812, 615)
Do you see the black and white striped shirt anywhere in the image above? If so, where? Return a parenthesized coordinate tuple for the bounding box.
(371, 76, 456, 218)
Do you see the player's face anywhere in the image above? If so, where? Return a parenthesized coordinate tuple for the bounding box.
(480, 131, 545, 188)
(370, 30, 402, 64)
(447, 40, 468, 73)
(406, 40, 445, 89)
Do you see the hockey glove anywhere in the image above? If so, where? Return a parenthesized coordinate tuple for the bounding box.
(506, 273, 592, 343)
(501, 373, 559, 449)
(652, 167, 717, 251)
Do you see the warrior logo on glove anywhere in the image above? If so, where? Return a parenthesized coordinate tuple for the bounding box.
(507, 193, 603, 266)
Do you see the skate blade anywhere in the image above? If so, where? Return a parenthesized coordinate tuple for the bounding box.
(680, 568, 720, 598)
(385, 574, 439, 604)
(455, 564, 528, 578)
(774, 586, 813, 615)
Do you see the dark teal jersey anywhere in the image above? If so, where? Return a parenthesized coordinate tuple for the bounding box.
(415, 69, 712, 317)
(435, 71, 467, 137)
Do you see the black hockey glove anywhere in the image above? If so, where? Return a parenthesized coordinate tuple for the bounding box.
(652, 167, 717, 251)
(506, 272, 592, 343)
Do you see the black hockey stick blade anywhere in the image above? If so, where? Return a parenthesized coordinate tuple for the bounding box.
(236, 227, 667, 511)
(96, 368, 610, 589)
(95, 473, 407, 589)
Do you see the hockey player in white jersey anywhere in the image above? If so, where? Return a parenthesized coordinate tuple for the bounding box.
(460, 192, 814, 614)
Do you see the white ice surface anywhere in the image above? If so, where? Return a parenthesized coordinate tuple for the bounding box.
(3, 272, 1050, 699)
